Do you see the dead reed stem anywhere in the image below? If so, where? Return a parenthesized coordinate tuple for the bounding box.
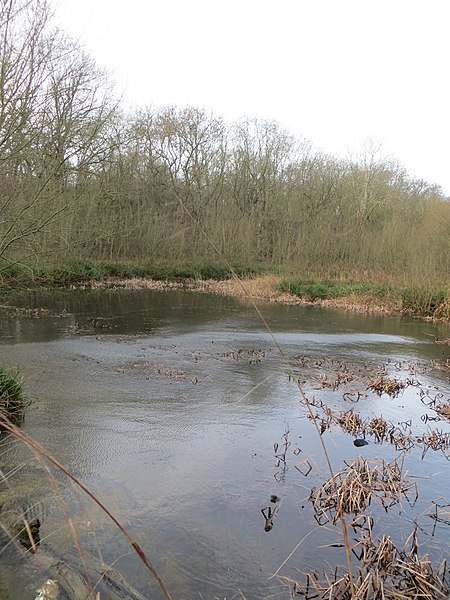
(310, 457, 417, 525)
(0, 417, 173, 600)
(285, 528, 449, 599)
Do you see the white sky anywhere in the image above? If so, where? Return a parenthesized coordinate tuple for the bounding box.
(54, 0, 450, 194)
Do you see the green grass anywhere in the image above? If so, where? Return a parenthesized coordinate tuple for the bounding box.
(276, 280, 395, 301)
(278, 278, 449, 319)
(1, 262, 448, 320)
(0, 260, 267, 288)
(400, 286, 448, 318)
(0, 367, 24, 420)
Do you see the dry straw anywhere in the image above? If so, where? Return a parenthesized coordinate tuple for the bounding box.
(284, 528, 449, 599)
(367, 376, 405, 396)
(310, 457, 418, 526)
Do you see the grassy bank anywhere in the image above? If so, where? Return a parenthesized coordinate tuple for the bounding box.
(0, 261, 269, 290)
(1, 261, 449, 321)
(277, 279, 450, 320)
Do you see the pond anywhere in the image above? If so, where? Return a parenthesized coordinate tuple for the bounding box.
(0, 288, 449, 599)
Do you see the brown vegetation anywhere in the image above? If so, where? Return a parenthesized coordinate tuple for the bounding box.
(286, 529, 449, 599)
(434, 403, 450, 421)
(90, 275, 411, 316)
(367, 376, 405, 397)
(310, 457, 417, 525)
(1, 0, 449, 290)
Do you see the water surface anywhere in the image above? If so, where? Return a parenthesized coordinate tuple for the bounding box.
(0, 289, 449, 599)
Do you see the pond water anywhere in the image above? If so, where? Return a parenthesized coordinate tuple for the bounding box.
(0, 289, 449, 599)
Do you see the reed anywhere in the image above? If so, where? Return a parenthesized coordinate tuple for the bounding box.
(0, 367, 24, 422)
(310, 457, 417, 526)
(285, 529, 449, 599)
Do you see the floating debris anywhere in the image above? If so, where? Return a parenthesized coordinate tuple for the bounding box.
(35, 579, 59, 600)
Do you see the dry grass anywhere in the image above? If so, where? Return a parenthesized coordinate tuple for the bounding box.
(284, 529, 449, 599)
(319, 292, 402, 315)
(433, 300, 450, 322)
(337, 409, 364, 435)
(92, 274, 286, 301)
(369, 416, 388, 442)
(416, 430, 450, 458)
(0, 417, 173, 600)
(310, 457, 417, 525)
(434, 402, 450, 421)
(429, 500, 450, 529)
(367, 376, 405, 397)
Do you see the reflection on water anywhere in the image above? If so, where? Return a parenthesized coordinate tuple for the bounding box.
(0, 289, 449, 599)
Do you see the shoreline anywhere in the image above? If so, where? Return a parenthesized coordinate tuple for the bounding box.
(90, 275, 405, 317)
(1, 263, 448, 323)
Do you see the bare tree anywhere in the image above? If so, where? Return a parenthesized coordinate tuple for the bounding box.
(0, 0, 116, 266)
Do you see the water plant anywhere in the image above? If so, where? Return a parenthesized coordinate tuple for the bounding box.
(286, 528, 449, 599)
(0, 366, 24, 420)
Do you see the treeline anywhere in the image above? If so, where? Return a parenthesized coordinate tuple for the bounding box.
(1, 0, 449, 284)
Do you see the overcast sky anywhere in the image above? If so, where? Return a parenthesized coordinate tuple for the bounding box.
(54, 0, 449, 194)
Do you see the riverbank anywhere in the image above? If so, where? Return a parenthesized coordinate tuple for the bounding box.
(1, 262, 449, 322)
(90, 274, 402, 314)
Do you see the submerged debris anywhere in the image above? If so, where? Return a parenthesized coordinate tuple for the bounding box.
(35, 580, 59, 600)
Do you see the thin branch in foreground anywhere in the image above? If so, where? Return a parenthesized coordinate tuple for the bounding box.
(0, 416, 173, 600)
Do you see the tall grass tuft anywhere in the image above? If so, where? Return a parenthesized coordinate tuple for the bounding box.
(0, 367, 24, 421)
(400, 286, 448, 318)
